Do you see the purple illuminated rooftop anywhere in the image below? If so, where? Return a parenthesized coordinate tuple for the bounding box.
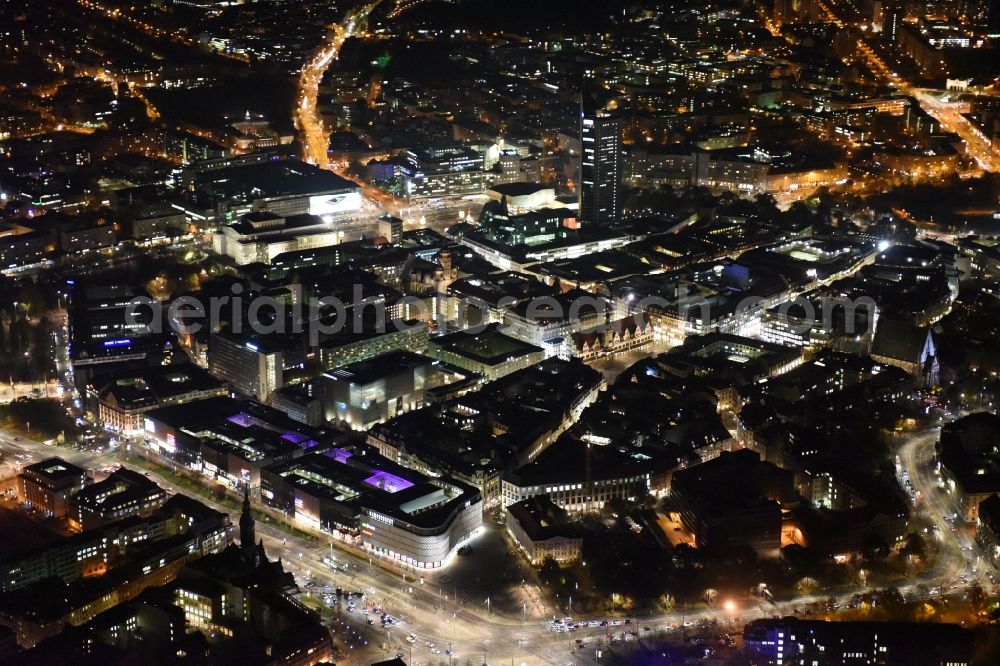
(363, 470, 414, 494)
(280, 431, 319, 448)
(226, 414, 320, 448)
(227, 412, 264, 428)
(325, 447, 353, 463)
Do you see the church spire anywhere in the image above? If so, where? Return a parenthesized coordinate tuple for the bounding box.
(240, 485, 257, 566)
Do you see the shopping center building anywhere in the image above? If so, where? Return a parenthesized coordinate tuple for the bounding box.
(261, 446, 482, 569)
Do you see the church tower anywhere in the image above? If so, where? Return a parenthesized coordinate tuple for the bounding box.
(433, 249, 459, 329)
(240, 486, 258, 566)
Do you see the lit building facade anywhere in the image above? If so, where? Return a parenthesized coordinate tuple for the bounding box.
(261, 448, 482, 569)
(207, 332, 287, 401)
(399, 146, 488, 199)
(579, 108, 623, 228)
(18, 457, 90, 518)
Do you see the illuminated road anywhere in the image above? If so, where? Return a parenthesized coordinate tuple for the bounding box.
(912, 90, 1000, 172)
(295, 2, 381, 168)
(294, 0, 488, 230)
(3, 423, 997, 664)
(814, 0, 998, 173)
(386, 0, 436, 20)
(2, 276, 975, 664)
(897, 428, 992, 591)
(2, 291, 988, 662)
(0, 434, 806, 664)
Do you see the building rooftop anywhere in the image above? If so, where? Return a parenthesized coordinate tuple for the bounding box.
(429, 324, 544, 366)
(226, 212, 328, 237)
(265, 447, 480, 531)
(488, 182, 552, 199)
(21, 457, 88, 485)
(369, 358, 603, 477)
(671, 449, 795, 510)
(145, 396, 341, 452)
(659, 332, 801, 387)
(939, 412, 1000, 495)
(323, 350, 432, 386)
(871, 319, 934, 365)
(90, 363, 226, 412)
(447, 272, 558, 308)
(979, 493, 1000, 534)
(507, 287, 607, 323)
(74, 468, 164, 513)
(0, 507, 62, 564)
(504, 431, 678, 488)
(507, 495, 583, 542)
(193, 158, 359, 199)
(533, 249, 657, 286)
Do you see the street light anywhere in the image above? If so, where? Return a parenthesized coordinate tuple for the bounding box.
(724, 600, 736, 630)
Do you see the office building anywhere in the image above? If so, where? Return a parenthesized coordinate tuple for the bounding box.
(502, 288, 608, 351)
(0, 520, 107, 593)
(377, 215, 404, 244)
(185, 156, 361, 223)
(579, 106, 623, 228)
(207, 331, 293, 401)
(87, 364, 227, 436)
(506, 495, 583, 566)
(269, 384, 324, 427)
(2, 488, 229, 593)
(18, 457, 90, 518)
(129, 210, 188, 241)
(69, 284, 165, 370)
(398, 145, 488, 199)
(318, 321, 429, 371)
(670, 449, 795, 557)
(937, 412, 1000, 521)
(976, 493, 1000, 568)
(0, 493, 231, 647)
(74, 468, 168, 530)
(0, 223, 52, 270)
(882, 0, 905, 43)
(500, 434, 674, 513)
(442, 272, 560, 329)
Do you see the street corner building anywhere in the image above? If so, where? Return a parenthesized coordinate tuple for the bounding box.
(260, 446, 483, 569)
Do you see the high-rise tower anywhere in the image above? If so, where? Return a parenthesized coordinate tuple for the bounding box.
(882, 0, 904, 44)
(579, 100, 623, 229)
